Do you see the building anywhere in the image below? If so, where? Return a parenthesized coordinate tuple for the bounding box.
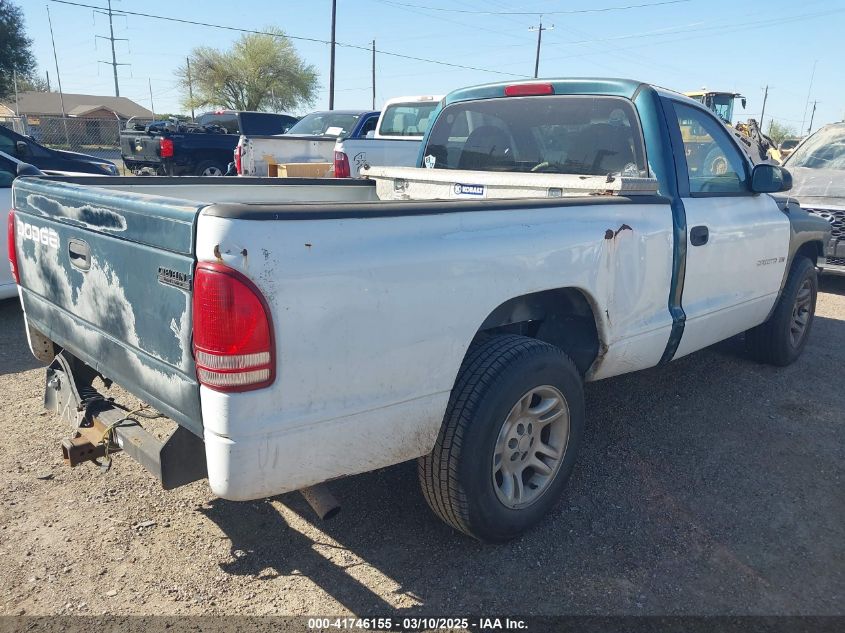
(0, 91, 153, 120)
(0, 92, 154, 147)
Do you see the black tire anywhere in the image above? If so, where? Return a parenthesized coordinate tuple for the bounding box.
(418, 334, 585, 542)
(194, 160, 226, 177)
(745, 256, 818, 366)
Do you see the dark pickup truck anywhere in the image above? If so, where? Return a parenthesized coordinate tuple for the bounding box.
(121, 110, 298, 176)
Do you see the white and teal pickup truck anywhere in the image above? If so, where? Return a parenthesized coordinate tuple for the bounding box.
(7, 79, 830, 541)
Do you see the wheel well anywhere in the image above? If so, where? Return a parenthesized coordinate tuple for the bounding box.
(474, 288, 601, 375)
(794, 240, 823, 266)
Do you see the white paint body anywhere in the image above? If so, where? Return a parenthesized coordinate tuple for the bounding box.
(334, 138, 423, 178)
(238, 136, 337, 178)
(0, 184, 13, 300)
(189, 188, 786, 500)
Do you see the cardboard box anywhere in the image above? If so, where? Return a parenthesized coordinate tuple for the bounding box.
(268, 162, 332, 178)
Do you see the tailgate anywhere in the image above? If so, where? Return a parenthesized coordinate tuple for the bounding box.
(120, 132, 162, 163)
(12, 177, 204, 434)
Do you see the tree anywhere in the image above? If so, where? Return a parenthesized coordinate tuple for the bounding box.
(0, 0, 36, 99)
(16, 71, 50, 93)
(176, 28, 318, 113)
(766, 120, 797, 146)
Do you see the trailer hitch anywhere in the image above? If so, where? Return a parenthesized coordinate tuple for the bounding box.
(46, 352, 207, 489)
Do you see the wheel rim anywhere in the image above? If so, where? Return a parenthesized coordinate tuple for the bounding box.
(789, 279, 813, 347)
(202, 166, 223, 176)
(492, 385, 570, 509)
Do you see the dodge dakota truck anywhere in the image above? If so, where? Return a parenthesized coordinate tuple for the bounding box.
(7, 79, 830, 542)
(332, 95, 443, 178)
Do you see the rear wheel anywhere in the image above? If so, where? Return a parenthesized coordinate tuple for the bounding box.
(418, 335, 584, 542)
(745, 256, 818, 366)
(195, 160, 226, 177)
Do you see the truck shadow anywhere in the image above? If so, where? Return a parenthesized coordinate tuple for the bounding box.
(200, 313, 844, 615)
(820, 274, 845, 296)
(0, 298, 42, 376)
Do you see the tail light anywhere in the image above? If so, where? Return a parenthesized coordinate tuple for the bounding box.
(234, 145, 242, 175)
(192, 262, 275, 392)
(159, 138, 174, 158)
(7, 209, 18, 284)
(333, 151, 351, 178)
(504, 83, 554, 97)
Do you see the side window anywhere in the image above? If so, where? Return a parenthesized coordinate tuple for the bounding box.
(0, 156, 15, 187)
(0, 131, 15, 155)
(673, 101, 748, 194)
(359, 115, 378, 137)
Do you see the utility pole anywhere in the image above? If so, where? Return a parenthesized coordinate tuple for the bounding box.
(800, 59, 817, 135)
(329, 0, 337, 110)
(46, 5, 70, 146)
(807, 100, 818, 135)
(529, 17, 554, 79)
(371, 40, 376, 110)
(96, 0, 129, 97)
(46, 70, 51, 92)
(149, 79, 156, 122)
(12, 70, 19, 115)
(759, 85, 768, 130)
(186, 57, 195, 121)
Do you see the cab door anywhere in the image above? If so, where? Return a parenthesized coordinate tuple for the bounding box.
(666, 99, 790, 358)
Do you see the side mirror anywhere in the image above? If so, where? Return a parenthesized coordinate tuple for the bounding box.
(15, 140, 31, 158)
(751, 163, 792, 193)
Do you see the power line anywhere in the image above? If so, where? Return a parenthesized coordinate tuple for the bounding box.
(373, 0, 691, 15)
(49, 0, 527, 78)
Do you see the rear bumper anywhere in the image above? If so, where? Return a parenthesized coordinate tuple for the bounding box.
(201, 389, 448, 501)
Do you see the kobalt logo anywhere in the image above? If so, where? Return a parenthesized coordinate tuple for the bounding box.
(17, 220, 60, 250)
(453, 183, 485, 196)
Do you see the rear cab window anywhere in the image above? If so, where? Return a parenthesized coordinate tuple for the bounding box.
(286, 113, 362, 137)
(378, 102, 439, 137)
(239, 112, 297, 136)
(197, 113, 240, 134)
(422, 95, 648, 177)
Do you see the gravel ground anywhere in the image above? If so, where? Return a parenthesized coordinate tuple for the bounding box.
(0, 277, 843, 618)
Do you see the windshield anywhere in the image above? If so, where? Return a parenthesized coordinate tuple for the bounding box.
(378, 102, 439, 137)
(787, 126, 845, 170)
(707, 94, 734, 123)
(780, 139, 800, 150)
(286, 112, 361, 137)
(422, 95, 647, 177)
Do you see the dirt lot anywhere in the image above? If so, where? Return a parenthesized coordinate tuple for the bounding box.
(0, 278, 843, 618)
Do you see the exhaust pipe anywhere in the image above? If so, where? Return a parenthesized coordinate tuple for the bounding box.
(300, 483, 341, 520)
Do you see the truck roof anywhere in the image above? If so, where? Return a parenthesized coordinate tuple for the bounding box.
(441, 77, 707, 112)
(382, 95, 444, 106)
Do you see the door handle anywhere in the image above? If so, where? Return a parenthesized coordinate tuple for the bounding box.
(690, 225, 709, 246)
(68, 239, 91, 271)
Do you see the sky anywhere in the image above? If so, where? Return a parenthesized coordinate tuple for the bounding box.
(15, 0, 845, 134)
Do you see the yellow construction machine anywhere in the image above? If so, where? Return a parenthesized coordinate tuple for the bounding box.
(683, 90, 781, 167)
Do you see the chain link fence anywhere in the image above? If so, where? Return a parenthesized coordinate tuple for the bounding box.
(1, 114, 147, 175)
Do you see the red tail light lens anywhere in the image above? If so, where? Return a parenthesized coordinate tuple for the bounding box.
(333, 151, 351, 178)
(234, 145, 242, 175)
(7, 209, 19, 285)
(504, 83, 554, 97)
(159, 138, 174, 158)
(192, 262, 275, 392)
